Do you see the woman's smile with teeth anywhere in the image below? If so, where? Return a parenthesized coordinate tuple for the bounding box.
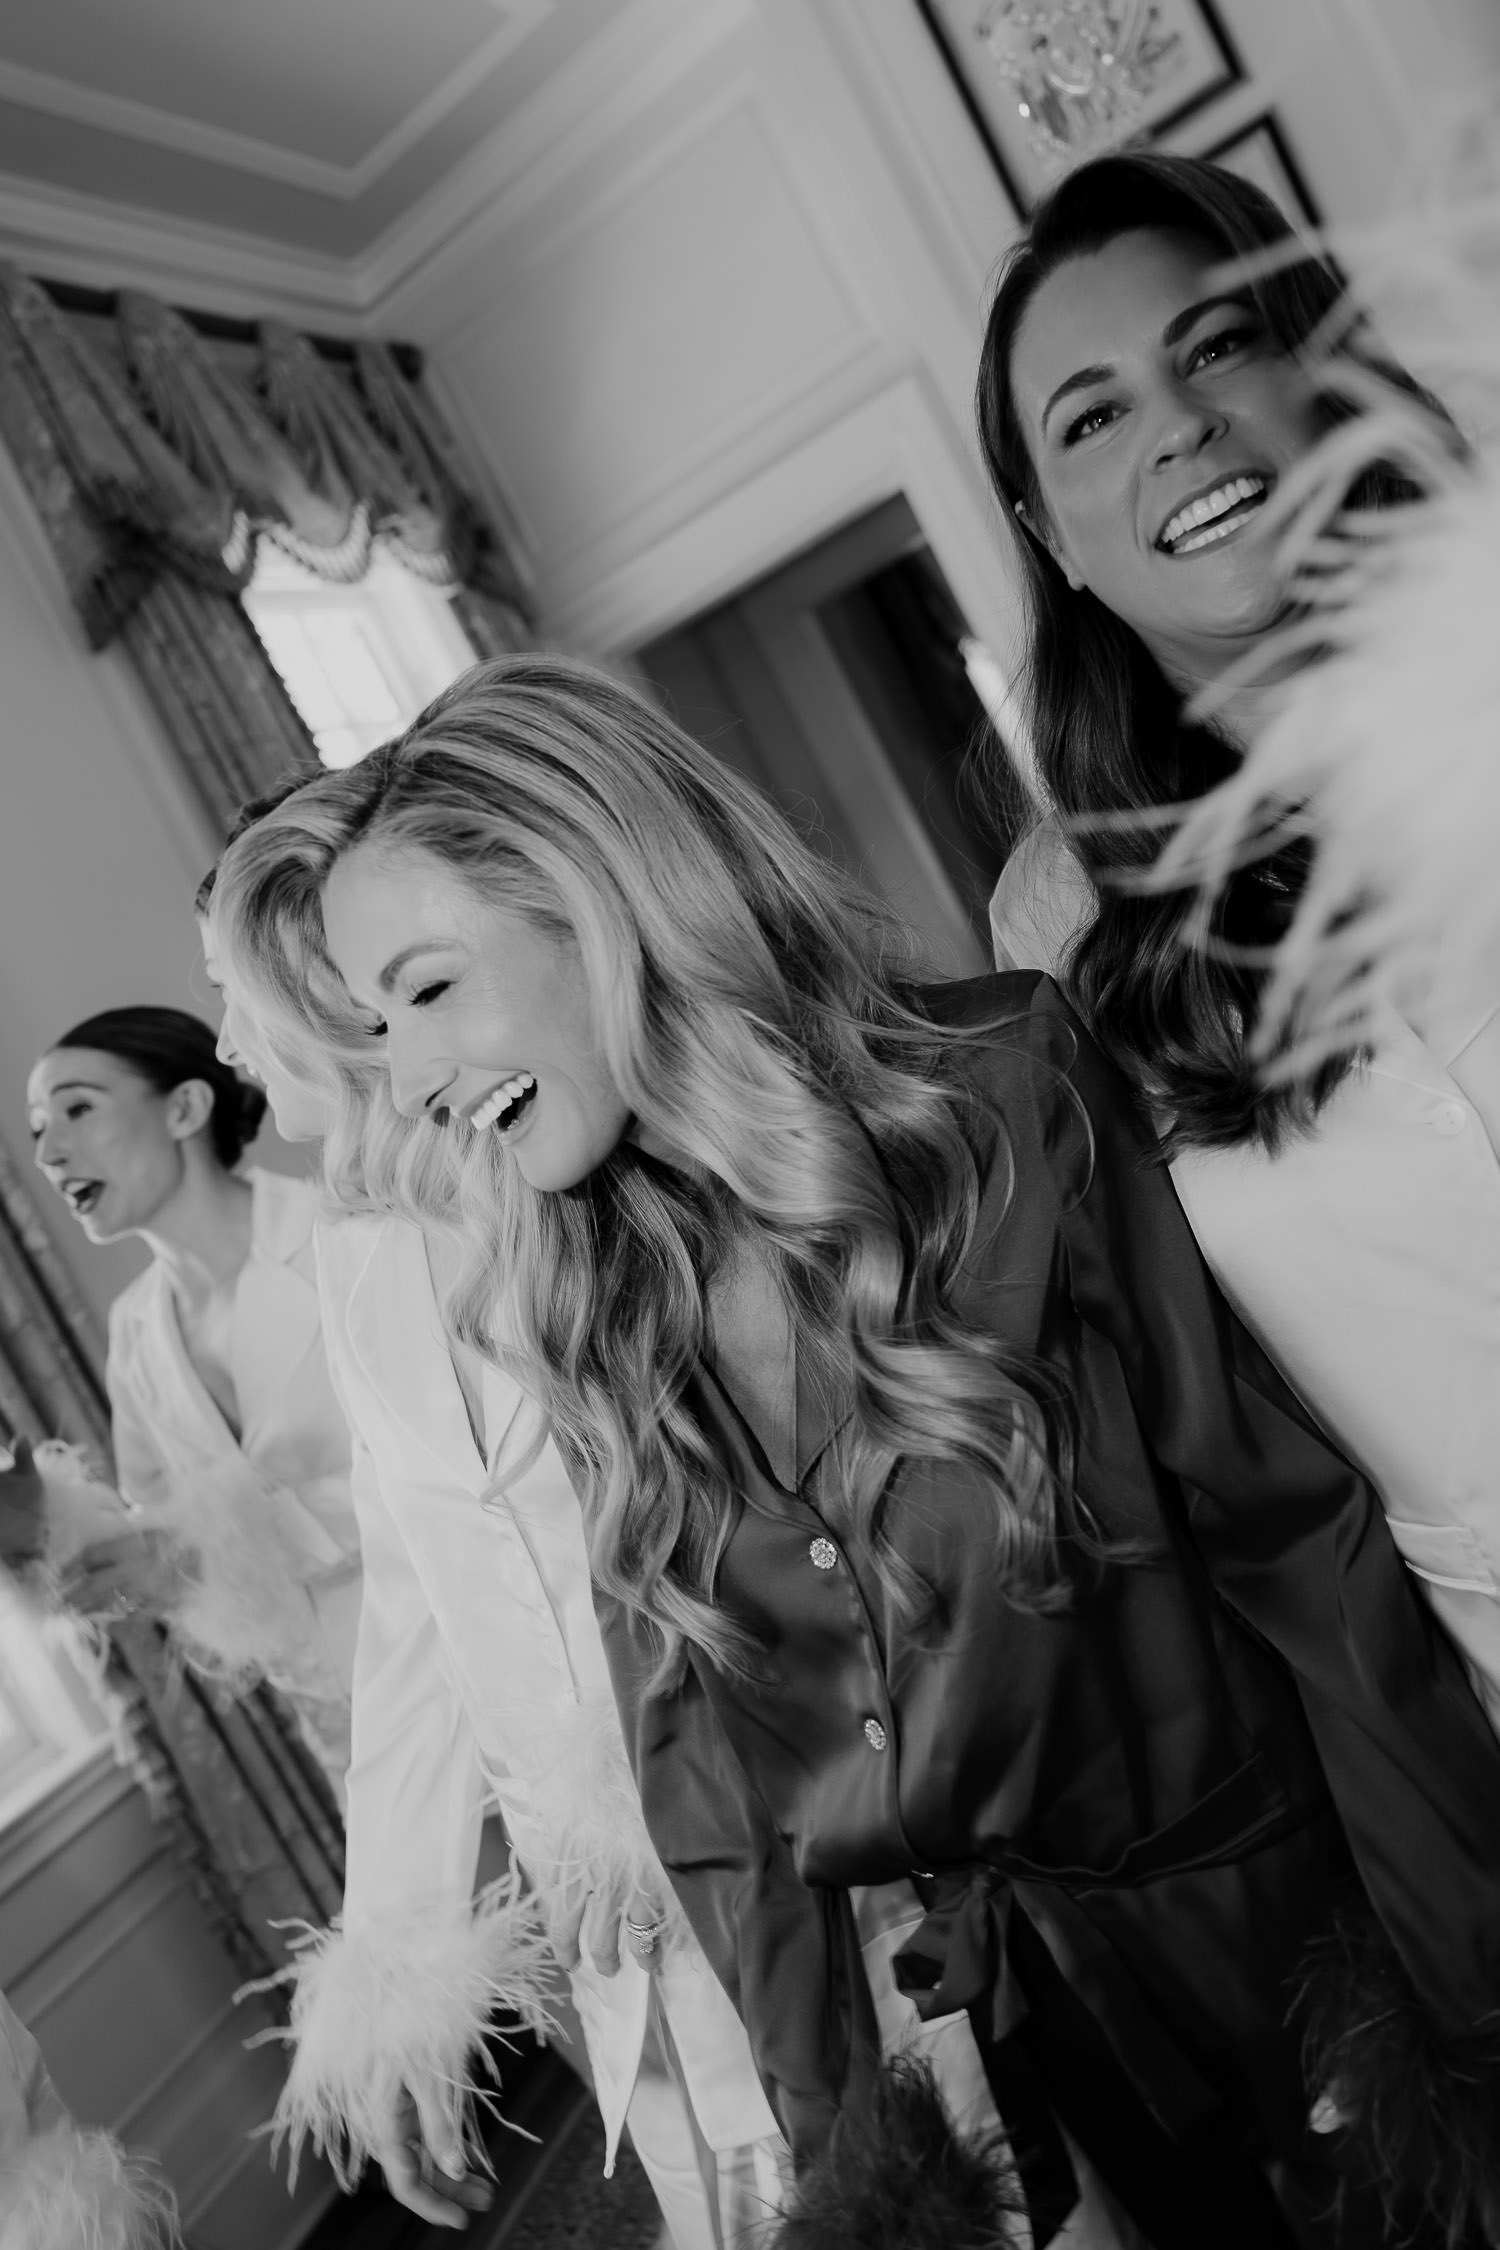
(62, 1178, 104, 1215)
(469, 1073, 537, 1133)
(1158, 473, 1269, 556)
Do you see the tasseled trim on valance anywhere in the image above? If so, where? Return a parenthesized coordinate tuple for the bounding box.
(0, 267, 534, 651)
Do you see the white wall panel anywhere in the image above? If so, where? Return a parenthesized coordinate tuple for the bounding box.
(0, 1753, 333, 2248)
(400, 0, 1024, 667)
(440, 90, 880, 592)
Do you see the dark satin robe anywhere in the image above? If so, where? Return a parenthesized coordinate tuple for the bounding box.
(597, 974, 1500, 2227)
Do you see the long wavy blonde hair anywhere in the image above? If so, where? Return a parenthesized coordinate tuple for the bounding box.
(210, 654, 1079, 1685)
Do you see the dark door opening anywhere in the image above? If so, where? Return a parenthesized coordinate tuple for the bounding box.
(636, 496, 1025, 974)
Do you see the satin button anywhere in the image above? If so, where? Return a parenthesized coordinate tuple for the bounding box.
(863, 1718, 888, 1751)
(1430, 1101, 1468, 1136)
(809, 1536, 838, 1570)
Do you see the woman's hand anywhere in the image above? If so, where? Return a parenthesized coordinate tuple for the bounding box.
(58, 1528, 183, 1619)
(374, 2079, 494, 2230)
(552, 1881, 669, 1979)
(0, 1440, 46, 1570)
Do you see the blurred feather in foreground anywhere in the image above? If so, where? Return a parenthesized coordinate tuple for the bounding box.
(1151, 108, 1500, 1077)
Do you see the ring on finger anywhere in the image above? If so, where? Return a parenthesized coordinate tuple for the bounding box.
(625, 1913, 668, 1957)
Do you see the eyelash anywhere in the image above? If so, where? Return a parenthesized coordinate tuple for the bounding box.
(30, 1100, 90, 1139)
(1191, 323, 1256, 369)
(1064, 401, 1117, 445)
(1061, 326, 1260, 446)
(358, 979, 450, 1038)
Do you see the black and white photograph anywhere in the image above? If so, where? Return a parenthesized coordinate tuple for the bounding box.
(0, 3, 1498, 2248)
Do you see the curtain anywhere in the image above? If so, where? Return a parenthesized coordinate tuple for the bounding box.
(0, 267, 533, 831)
(0, 260, 535, 1965)
(0, 1141, 341, 1986)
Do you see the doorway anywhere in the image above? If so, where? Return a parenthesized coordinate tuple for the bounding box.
(636, 496, 1025, 975)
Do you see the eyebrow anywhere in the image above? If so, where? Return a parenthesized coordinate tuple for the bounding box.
(39, 1080, 108, 1099)
(376, 940, 452, 994)
(1040, 291, 1258, 433)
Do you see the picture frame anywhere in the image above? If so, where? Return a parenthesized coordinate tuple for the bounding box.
(916, 0, 1243, 211)
(1199, 112, 1323, 230)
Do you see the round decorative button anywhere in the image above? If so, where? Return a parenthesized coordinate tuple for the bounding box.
(863, 1718, 888, 1751)
(1430, 1101, 1468, 1136)
(809, 1536, 838, 1570)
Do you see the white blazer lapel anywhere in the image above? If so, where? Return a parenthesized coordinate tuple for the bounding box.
(344, 1220, 489, 1499)
(132, 1264, 236, 1461)
(230, 1173, 323, 1449)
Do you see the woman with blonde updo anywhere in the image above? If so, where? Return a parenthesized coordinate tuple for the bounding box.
(208, 654, 1500, 2249)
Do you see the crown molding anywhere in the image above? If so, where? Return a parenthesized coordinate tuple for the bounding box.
(0, 0, 553, 204)
(357, 0, 753, 318)
(0, 0, 749, 329)
(0, 169, 365, 324)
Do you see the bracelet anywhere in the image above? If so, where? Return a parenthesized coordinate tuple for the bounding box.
(624, 1912, 669, 1957)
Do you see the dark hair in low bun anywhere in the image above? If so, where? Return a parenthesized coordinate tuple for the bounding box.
(50, 1007, 266, 1168)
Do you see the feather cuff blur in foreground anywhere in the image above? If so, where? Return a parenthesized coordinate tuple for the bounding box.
(1153, 149, 1500, 1074)
(0, 2123, 179, 2250)
(767, 2055, 1024, 2250)
(0, 1988, 178, 2250)
(244, 1869, 558, 2188)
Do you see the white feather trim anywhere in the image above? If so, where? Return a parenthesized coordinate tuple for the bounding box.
(37, 1440, 346, 1703)
(247, 1866, 559, 2190)
(516, 1697, 688, 1953)
(1158, 441, 1500, 1076)
(158, 1468, 344, 1700)
(0, 2120, 178, 2250)
(1150, 136, 1500, 1074)
(32, 1445, 130, 1580)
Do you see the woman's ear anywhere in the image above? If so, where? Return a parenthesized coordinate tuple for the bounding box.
(1013, 496, 1086, 591)
(165, 1079, 216, 1144)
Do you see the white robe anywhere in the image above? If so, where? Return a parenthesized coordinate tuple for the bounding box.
(310, 1208, 998, 2249)
(991, 823, 1500, 1735)
(105, 1169, 360, 1789)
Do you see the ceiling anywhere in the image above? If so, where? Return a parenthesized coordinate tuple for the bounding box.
(0, 0, 625, 267)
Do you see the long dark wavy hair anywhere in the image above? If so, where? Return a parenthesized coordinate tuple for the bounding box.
(976, 149, 1455, 1153)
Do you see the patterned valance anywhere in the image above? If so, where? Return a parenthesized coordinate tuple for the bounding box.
(0, 268, 531, 654)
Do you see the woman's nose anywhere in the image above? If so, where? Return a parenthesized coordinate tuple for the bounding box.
(32, 1122, 64, 1171)
(387, 1035, 457, 1120)
(1152, 390, 1226, 467)
(215, 1022, 242, 1069)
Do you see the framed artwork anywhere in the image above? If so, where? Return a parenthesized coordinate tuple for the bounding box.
(1200, 113, 1323, 230)
(916, 0, 1243, 210)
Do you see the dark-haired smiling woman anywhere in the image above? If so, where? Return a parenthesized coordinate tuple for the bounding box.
(25, 1007, 360, 1799)
(980, 146, 1500, 2246)
(984, 154, 1500, 1738)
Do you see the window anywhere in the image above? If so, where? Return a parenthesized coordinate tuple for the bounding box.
(243, 542, 477, 768)
(0, 1573, 109, 1828)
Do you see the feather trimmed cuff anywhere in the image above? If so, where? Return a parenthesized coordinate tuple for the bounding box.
(770, 2054, 1025, 2250)
(1300, 1904, 1500, 2248)
(244, 1868, 560, 2190)
(0, 2119, 178, 2250)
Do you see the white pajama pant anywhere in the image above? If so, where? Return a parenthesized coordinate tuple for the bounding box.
(624, 1988, 790, 2249)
